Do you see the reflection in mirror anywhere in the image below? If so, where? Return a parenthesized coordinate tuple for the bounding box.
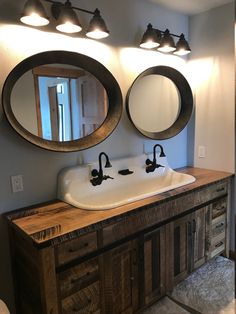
(126, 65, 193, 140)
(128, 75, 180, 132)
(11, 64, 108, 142)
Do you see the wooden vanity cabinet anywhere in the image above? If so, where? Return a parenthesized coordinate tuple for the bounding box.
(5, 169, 232, 314)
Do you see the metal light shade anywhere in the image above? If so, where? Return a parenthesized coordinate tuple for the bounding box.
(86, 9, 109, 39)
(174, 33, 191, 56)
(20, 0, 49, 26)
(157, 29, 176, 53)
(56, 1, 82, 33)
(140, 23, 161, 49)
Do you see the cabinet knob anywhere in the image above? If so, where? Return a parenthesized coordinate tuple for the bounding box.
(215, 241, 224, 248)
(216, 222, 224, 228)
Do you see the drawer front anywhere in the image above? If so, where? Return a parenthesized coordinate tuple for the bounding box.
(211, 214, 226, 238)
(56, 232, 97, 266)
(212, 197, 227, 219)
(210, 235, 225, 258)
(211, 181, 228, 199)
(58, 258, 99, 299)
(61, 281, 101, 314)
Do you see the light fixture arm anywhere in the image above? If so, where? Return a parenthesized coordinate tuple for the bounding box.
(152, 26, 181, 39)
(44, 0, 95, 16)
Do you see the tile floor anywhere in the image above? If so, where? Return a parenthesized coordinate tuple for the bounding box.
(143, 256, 235, 314)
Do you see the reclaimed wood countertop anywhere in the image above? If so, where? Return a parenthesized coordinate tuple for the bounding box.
(5, 167, 233, 248)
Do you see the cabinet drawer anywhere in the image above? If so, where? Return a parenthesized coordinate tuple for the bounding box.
(58, 258, 99, 299)
(212, 197, 227, 219)
(211, 214, 226, 238)
(210, 235, 225, 258)
(211, 181, 228, 199)
(56, 232, 97, 266)
(61, 281, 101, 314)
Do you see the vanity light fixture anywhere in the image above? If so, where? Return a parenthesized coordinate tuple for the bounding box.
(20, 0, 110, 39)
(140, 23, 191, 56)
(21, 0, 50, 26)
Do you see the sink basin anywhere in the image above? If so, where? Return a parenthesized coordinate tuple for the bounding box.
(57, 154, 195, 210)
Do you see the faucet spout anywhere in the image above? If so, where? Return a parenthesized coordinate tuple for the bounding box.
(90, 152, 113, 186)
(146, 144, 166, 173)
(98, 152, 112, 177)
(153, 144, 166, 163)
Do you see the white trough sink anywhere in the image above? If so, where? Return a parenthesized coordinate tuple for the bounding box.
(57, 154, 195, 210)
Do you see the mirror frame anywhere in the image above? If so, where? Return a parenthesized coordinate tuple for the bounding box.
(126, 65, 193, 140)
(2, 51, 123, 152)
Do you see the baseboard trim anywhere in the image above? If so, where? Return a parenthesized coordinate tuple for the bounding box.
(229, 250, 236, 261)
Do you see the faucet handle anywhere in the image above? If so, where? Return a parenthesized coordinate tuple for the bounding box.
(104, 175, 114, 180)
(145, 158, 152, 166)
(156, 164, 165, 168)
(91, 169, 99, 177)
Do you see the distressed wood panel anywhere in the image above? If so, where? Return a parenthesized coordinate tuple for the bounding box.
(169, 213, 192, 287)
(58, 257, 99, 299)
(101, 240, 139, 314)
(141, 227, 166, 306)
(192, 206, 207, 270)
(55, 231, 97, 266)
(61, 281, 101, 314)
(212, 197, 227, 219)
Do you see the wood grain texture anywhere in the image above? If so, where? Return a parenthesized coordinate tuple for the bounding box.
(5, 167, 232, 248)
(101, 240, 139, 314)
(58, 257, 99, 299)
(61, 281, 101, 314)
(142, 227, 166, 306)
(39, 247, 60, 314)
(55, 231, 98, 266)
(192, 207, 207, 270)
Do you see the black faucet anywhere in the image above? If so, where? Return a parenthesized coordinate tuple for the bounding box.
(146, 144, 166, 173)
(90, 152, 114, 186)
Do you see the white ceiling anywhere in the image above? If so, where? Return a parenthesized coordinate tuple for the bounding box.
(148, 0, 234, 15)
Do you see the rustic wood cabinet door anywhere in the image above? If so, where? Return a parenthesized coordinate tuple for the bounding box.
(167, 207, 208, 291)
(192, 206, 208, 270)
(100, 240, 139, 314)
(140, 226, 166, 307)
(168, 213, 192, 288)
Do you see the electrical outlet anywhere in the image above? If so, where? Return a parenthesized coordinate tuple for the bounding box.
(198, 146, 206, 158)
(11, 175, 24, 193)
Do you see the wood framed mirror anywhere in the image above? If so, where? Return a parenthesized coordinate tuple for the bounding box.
(126, 66, 193, 140)
(2, 51, 123, 152)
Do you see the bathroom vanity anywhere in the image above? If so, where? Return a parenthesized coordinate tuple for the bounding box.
(5, 167, 232, 314)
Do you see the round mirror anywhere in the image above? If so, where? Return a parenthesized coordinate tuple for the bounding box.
(126, 66, 193, 140)
(2, 51, 123, 151)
